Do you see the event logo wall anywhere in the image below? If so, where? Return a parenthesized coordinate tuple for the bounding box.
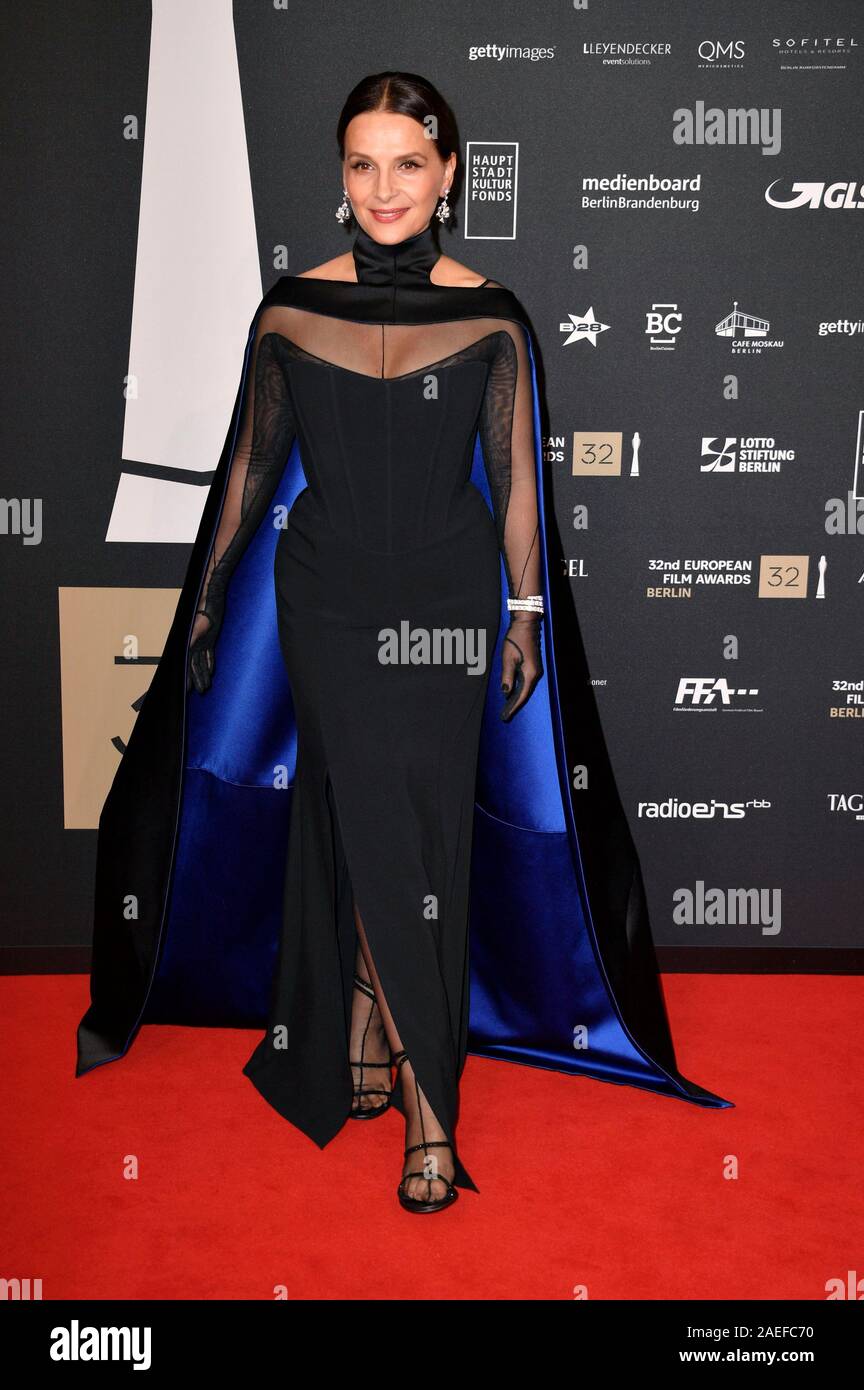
(52, 7, 864, 906)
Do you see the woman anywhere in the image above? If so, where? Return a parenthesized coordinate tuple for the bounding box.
(189, 71, 542, 1212)
(77, 71, 732, 1217)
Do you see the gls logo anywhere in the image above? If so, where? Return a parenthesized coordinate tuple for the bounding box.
(674, 678, 760, 708)
(766, 180, 864, 209)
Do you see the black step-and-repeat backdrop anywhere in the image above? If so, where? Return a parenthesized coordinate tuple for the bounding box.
(3, 0, 862, 972)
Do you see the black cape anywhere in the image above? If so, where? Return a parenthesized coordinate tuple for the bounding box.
(76, 259, 733, 1127)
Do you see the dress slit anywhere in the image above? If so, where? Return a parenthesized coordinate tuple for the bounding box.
(242, 725, 479, 1193)
(322, 761, 479, 1194)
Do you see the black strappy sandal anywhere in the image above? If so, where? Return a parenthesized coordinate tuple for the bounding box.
(348, 972, 394, 1120)
(392, 1052, 459, 1213)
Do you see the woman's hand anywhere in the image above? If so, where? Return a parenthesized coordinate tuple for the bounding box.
(187, 611, 216, 695)
(500, 613, 543, 721)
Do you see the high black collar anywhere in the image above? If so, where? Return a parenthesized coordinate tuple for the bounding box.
(351, 218, 441, 287)
(270, 226, 527, 327)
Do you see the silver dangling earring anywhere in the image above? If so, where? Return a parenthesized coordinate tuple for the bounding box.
(436, 187, 451, 223)
(335, 187, 351, 224)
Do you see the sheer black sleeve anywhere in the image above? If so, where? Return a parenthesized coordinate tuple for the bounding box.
(477, 321, 544, 720)
(188, 311, 297, 694)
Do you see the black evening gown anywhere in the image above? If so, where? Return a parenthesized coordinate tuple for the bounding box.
(76, 218, 733, 1194)
(189, 220, 543, 1193)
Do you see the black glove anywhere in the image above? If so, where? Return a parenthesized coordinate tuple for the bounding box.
(187, 609, 221, 695)
(500, 613, 543, 721)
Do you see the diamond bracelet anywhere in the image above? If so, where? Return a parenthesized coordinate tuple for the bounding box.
(507, 595, 544, 615)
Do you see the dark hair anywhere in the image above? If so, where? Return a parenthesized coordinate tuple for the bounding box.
(336, 71, 461, 205)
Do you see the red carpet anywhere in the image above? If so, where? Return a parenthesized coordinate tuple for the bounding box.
(2, 973, 860, 1300)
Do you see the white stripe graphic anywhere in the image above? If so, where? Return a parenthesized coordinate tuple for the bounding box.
(108, 0, 261, 542)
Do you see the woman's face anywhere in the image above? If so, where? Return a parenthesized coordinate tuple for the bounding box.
(342, 111, 456, 241)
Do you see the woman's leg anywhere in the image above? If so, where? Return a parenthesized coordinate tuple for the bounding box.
(349, 931, 392, 1114)
(353, 900, 455, 1202)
